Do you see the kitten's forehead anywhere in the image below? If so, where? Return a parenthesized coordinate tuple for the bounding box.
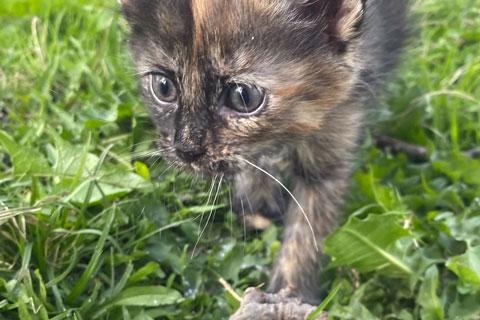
(189, 0, 278, 71)
(190, 0, 282, 40)
(125, 0, 326, 75)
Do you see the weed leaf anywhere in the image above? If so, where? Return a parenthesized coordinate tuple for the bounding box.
(446, 246, 480, 288)
(324, 213, 412, 276)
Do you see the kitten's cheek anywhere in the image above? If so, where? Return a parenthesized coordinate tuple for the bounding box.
(151, 106, 177, 138)
(151, 103, 177, 116)
(157, 125, 172, 139)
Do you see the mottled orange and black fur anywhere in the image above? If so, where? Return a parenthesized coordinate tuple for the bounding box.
(121, 0, 407, 304)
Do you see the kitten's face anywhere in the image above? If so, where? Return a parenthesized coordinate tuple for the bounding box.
(122, 0, 364, 174)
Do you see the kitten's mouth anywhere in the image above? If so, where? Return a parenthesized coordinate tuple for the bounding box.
(159, 141, 240, 175)
(188, 158, 235, 175)
(173, 154, 236, 176)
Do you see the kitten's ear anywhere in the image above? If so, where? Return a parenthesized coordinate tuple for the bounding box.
(118, 0, 132, 20)
(298, 0, 366, 42)
(118, 0, 148, 27)
(117, 0, 130, 9)
(118, 0, 140, 22)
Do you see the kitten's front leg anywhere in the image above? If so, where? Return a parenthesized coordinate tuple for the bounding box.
(268, 170, 349, 304)
(230, 170, 347, 319)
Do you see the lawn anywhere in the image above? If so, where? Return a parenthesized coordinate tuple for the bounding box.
(0, 0, 479, 319)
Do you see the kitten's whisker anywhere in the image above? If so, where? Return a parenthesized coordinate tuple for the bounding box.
(198, 175, 217, 231)
(228, 187, 234, 239)
(131, 147, 160, 155)
(191, 174, 224, 258)
(239, 157, 319, 252)
(188, 171, 200, 192)
(240, 197, 247, 254)
(153, 163, 174, 180)
(147, 153, 163, 168)
(115, 140, 158, 156)
(192, 174, 217, 257)
(243, 190, 255, 216)
(145, 149, 167, 172)
(209, 178, 224, 239)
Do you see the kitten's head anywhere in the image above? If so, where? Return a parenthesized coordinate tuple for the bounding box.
(121, 0, 366, 174)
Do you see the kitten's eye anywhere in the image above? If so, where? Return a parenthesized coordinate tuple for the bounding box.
(225, 83, 265, 114)
(150, 73, 177, 103)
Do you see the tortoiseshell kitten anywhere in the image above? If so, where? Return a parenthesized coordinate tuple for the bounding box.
(121, 0, 407, 304)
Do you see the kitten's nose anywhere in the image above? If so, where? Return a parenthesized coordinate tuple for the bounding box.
(174, 144, 206, 163)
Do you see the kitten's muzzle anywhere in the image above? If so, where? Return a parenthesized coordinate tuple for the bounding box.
(173, 121, 208, 163)
(174, 143, 206, 163)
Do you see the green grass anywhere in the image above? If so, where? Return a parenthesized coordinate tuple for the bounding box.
(0, 0, 479, 319)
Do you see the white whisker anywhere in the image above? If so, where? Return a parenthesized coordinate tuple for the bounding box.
(154, 163, 174, 180)
(240, 197, 247, 254)
(228, 187, 234, 239)
(191, 174, 224, 258)
(198, 175, 217, 230)
(239, 157, 319, 252)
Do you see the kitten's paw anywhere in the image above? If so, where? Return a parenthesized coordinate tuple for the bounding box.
(243, 213, 274, 230)
(233, 199, 284, 230)
(268, 269, 320, 305)
(230, 288, 327, 320)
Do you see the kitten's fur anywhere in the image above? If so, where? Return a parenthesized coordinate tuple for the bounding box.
(121, 0, 407, 304)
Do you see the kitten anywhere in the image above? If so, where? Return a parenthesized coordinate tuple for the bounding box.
(121, 0, 407, 304)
